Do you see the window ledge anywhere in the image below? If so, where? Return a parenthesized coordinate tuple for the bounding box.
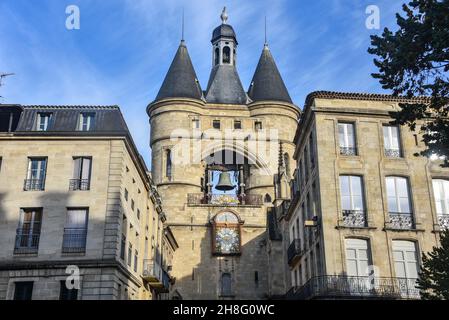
(335, 225, 377, 231)
(383, 227, 425, 232)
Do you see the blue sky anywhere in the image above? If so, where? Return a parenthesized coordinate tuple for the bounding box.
(0, 0, 405, 166)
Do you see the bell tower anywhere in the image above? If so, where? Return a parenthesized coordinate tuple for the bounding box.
(212, 7, 237, 67)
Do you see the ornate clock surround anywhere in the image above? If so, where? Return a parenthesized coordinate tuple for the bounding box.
(211, 210, 243, 256)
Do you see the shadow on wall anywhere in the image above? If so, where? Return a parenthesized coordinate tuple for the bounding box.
(171, 216, 270, 300)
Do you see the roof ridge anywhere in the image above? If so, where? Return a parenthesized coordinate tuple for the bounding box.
(21, 105, 120, 109)
(304, 91, 431, 108)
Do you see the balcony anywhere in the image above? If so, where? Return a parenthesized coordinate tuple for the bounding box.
(287, 239, 302, 266)
(187, 193, 263, 206)
(340, 147, 357, 156)
(286, 275, 420, 300)
(342, 210, 366, 228)
(62, 228, 87, 253)
(69, 179, 90, 191)
(142, 259, 170, 293)
(384, 148, 401, 158)
(14, 231, 40, 254)
(388, 213, 414, 230)
(438, 214, 449, 230)
(23, 179, 45, 191)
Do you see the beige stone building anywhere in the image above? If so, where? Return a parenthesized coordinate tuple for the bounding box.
(279, 91, 449, 300)
(0, 104, 176, 300)
(147, 8, 299, 299)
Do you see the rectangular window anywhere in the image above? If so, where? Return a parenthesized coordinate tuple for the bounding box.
(383, 125, 402, 157)
(24, 157, 47, 191)
(345, 238, 371, 277)
(78, 113, 95, 131)
(13, 282, 33, 300)
(213, 120, 221, 129)
(62, 208, 88, 253)
(36, 113, 52, 131)
(340, 176, 365, 227)
(192, 118, 200, 129)
(59, 281, 78, 300)
(14, 208, 42, 254)
(134, 250, 138, 272)
(70, 157, 91, 190)
(127, 243, 132, 266)
(120, 234, 126, 260)
(255, 121, 262, 131)
(433, 179, 449, 215)
(392, 240, 419, 279)
(338, 122, 357, 155)
(234, 120, 242, 130)
(386, 177, 411, 214)
(165, 149, 172, 179)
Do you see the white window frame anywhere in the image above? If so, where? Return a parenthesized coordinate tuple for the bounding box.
(338, 122, 356, 148)
(433, 179, 449, 215)
(36, 113, 51, 131)
(383, 125, 402, 155)
(340, 175, 365, 212)
(386, 176, 412, 214)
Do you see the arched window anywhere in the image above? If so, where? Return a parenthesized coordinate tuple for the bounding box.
(222, 46, 231, 64)
(165, 149, 172, 179)
(284, 153, 290, 177)
(264, 193, 272, 203)
(221, 273, 232, 296)
(214, 47, 219, 66)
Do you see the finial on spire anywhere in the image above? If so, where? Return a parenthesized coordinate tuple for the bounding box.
(221, 6, 228, 24)
(181, 8, 185, 41)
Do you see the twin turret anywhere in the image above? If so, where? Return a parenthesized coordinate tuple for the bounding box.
(151, 7, 293, 106)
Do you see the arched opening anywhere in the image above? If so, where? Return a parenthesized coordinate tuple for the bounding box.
(221, 273, 232, 296)
(212, 211, 241, 255)
(264, 193, 272, 203)
(214, 47, 220, 66)
(222, 46, 231, 64)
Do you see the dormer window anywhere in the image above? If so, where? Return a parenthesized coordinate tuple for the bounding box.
(36, 113, 52, 131)
(223, 46, 231, 64)
(78, 113, 95, 131)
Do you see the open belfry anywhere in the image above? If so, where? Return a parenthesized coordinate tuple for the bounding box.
(146, 7, 299, 299)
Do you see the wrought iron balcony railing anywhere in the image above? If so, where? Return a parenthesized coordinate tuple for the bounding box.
(438, 214, 449, 230)
(23, 179, 45, 191)
(388, 213, 414, 230)
(69, 179, 90, 191)
(14, 231, 40, 254)
(287, 239, 302, 265)
(342, 210, 367, 228)
(62, 228, 87, 253)
(384, 148, 401, 158)
(286, 275, 420, 300)
(340, 147, 357, 156)
(187, 193, 263, 206)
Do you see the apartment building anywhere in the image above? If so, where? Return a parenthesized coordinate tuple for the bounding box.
(0, 104, 175, 300)
(280, 91, 448, 300)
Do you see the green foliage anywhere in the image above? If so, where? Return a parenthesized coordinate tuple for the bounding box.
(368, 0, 449, 166)
(417, 229, 449, 299)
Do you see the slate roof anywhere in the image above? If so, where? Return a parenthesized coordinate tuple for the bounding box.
(247, 45, 292, 104)
(205, 65, 248, 104)
(154, 41, 203, 102)
(11, 105, 129, 134)
(211, 24, 237, 44)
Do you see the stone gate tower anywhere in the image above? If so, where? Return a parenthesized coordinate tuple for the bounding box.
(146, 8, 299, 299)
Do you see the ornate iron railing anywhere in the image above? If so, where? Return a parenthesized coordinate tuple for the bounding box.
(62, 228, 87, 253)
(23, 179, 45, 191)
(384, 148, 401, 158)
(342, 210, 367, 227)
(14, 230, 40, 254)
(438, 214, 449, 229)
(287, 239, 302, 265)
(286, 275, 420, 300)
(388, 213, 414, 229)
(69, 179, 90, 191)
(187, 193, 263, 206)
(340, 147, 357, 156)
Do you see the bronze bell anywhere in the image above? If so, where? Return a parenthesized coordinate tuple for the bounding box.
(215, 172, 235, 191)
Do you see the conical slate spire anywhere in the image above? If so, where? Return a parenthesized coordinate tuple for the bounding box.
(155, 41, 203, 102)
(248, 45, 292, 103)
(205, 65, 248, 104)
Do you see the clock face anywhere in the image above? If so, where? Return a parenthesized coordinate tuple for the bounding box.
(215, 227, 239, 254)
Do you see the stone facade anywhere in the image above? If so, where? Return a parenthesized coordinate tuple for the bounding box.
(281, 92, 449, 300)
(0, 105, 176, 300)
